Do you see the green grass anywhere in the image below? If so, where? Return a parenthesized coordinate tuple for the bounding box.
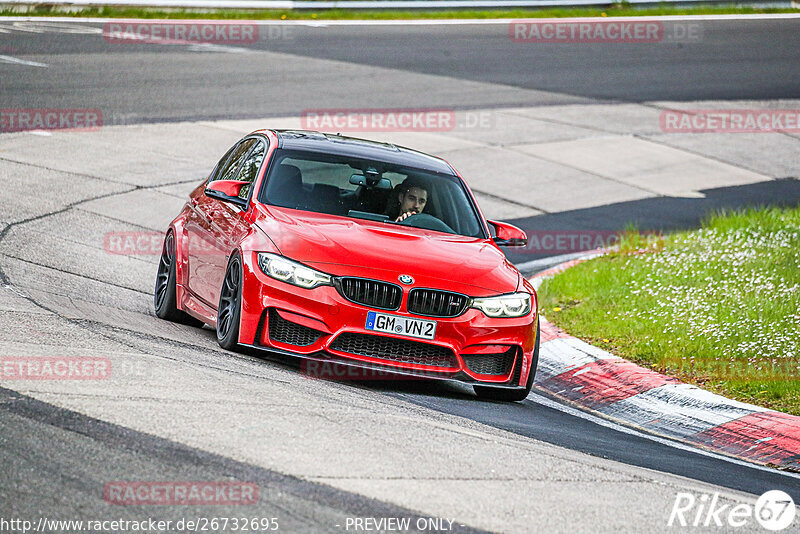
(2, 4, 799, 20)
(538, 206, 800, 415)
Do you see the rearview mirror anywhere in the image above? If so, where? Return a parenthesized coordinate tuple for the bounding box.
(205, 180, 250, 208)
(349, 173, 392, 190)
(488, 220, 527, 247)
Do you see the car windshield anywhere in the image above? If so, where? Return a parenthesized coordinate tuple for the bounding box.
(259, 148, 486, 239)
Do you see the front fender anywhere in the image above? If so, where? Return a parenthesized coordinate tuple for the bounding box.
(237, 227, 281, 345)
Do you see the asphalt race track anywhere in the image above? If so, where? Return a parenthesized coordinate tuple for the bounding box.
(2, 18, 800, 120)
(1, 16, 800, 533)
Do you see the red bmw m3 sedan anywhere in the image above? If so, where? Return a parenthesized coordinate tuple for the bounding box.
(155, 130, 539, 401)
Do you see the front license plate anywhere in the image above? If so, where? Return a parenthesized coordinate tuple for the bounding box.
(365, 311, 436, 340)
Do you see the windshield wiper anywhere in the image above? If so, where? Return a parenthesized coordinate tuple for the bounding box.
(347, 210, 390, 223)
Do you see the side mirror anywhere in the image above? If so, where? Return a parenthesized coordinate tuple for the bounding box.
(488, 220, 527, 247)
(349, 173, 392, 191)
(205, 180, 250, 208)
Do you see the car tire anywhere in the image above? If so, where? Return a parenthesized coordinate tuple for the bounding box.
(473, 319, 540, 402)
(216, 253, 243, 352)
(154, 231, 203, 327)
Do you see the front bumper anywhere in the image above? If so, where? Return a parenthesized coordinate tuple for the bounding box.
(238, 252, 538, 387)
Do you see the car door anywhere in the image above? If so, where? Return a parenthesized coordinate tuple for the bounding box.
(187, 138, 257, 306)
(204, 138, 268, 307)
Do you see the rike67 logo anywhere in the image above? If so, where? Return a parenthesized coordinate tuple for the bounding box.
(668, 490, 796, 531)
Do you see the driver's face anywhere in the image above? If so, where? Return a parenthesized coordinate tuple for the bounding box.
(399, 187, 427, 215)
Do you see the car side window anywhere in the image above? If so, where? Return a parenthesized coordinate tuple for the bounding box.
(214, 138, 257, 183)
(236, 140, 267, 199)
(208, 144, 237, 182)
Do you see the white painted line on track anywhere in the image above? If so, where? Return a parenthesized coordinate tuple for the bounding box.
(528, 390, 800, 481)
(186, 42, 251, 52)
(0, 54, 48, 67)
(0, 20, 102, 32)
(0, 14, 799, 24)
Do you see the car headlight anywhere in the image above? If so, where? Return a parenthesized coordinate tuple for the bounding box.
(257, 253, 332, 289)
(471, 292, 532, 318)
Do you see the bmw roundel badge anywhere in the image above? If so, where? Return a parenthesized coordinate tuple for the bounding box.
(398, 274, 414, 285)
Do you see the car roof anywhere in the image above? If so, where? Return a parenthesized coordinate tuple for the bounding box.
(271, 130, 456, 175)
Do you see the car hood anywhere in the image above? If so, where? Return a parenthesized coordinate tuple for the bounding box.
(254, 206, 520, 294)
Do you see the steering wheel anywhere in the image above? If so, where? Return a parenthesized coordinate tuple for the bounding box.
(396, 213, 455, 234)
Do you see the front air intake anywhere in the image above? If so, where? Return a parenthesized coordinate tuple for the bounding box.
(268, 309, 325, 347)
(330, 332, 458, 369)
(461, 347, 518, 376)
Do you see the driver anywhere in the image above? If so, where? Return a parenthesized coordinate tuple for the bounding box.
(387, 177, 430, 222)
